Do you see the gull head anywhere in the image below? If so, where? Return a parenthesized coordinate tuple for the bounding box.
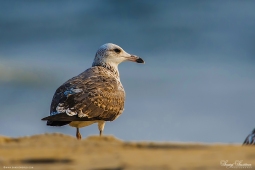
(92, 43, 144, 67)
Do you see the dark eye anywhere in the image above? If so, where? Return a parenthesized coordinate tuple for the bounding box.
(113, 48, 121, 53)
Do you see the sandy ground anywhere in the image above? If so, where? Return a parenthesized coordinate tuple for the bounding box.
(0, 133, 255, 170)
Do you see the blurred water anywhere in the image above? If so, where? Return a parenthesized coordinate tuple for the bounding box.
(0, 0, 255, 143)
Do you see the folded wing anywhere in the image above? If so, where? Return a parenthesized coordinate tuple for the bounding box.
(42, 66, 125, 126)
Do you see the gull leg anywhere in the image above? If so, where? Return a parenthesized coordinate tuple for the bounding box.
(98, 121, 105, 136)
(76, 128, 82, 140)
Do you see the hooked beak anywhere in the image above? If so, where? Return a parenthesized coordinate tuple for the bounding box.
(126, 55, 145, 64)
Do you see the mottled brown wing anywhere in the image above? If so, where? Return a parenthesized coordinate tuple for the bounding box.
(45, 66, 125, 124)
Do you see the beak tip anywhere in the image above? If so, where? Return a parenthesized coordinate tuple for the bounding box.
(136, 57, 145, 64)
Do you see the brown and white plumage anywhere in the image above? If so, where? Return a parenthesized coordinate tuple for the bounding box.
(42, 43, 144, 139)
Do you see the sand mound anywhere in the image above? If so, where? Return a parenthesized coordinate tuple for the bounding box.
(0, 133, 255, 170)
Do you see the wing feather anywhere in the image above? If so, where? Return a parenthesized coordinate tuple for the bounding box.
(243, 129, 255, 145)
(43, 66, 125, 125)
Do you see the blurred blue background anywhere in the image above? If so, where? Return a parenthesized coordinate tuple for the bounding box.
(0, 0, 255, 143)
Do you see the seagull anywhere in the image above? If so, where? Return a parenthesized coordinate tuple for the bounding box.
(42, 43, 144, 140)
(243, 128, 255, 145)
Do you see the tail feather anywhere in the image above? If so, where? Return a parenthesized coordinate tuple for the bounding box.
(42, 113, 73, 126)
(41, 113, 109, 122)
(46, 120, 71, 126)
(42, 113, 109, 127)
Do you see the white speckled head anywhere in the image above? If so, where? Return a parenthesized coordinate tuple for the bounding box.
(92, 43, 144, 67)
